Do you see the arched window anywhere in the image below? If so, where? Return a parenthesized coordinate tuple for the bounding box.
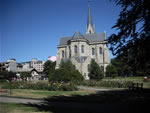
(81, 45, 84, 53)
(99, 47, 102, 54)
(62, 50, 64, 58)
(74, 45, 78, 53)
(92, 48, 95, 55)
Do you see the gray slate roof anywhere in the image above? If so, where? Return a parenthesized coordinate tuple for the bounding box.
(72, 31, 85, 39)
(61, 57, 87, 63)
(74, 56, 87, 63)
(59, 33, 105, 46)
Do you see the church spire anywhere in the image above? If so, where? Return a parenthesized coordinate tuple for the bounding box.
(86, 1, 95, 34)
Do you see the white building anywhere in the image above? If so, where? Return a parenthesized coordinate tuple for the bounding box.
(0, 59, 17, 72)
(30, 58, 45, 72)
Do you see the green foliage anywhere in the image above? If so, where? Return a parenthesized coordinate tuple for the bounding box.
(43, 60, 56, 78)
(50, 60, 84, 82)
(88, 59, 104, 80)
(60, 60, 75, 71)
(111, 56, 144, 77)
(49, 69, 70, 82)
(20, 72, 31, 79)
(0, 71, 16, 81)
(106, 64, 118, 78)
(109, 0, 150, 76)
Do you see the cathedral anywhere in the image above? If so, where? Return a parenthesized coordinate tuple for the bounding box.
(56, 3, 110, 79)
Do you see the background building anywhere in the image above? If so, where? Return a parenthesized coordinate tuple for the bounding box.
(0, 58, 46, 80)
(0, 59, 17, 72)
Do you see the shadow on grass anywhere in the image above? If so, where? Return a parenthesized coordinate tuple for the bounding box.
(24, 89, 150, 113)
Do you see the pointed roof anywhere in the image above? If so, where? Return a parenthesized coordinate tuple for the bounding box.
(72, 31, 85, 39)
(86, 1, 95, 34)
(87, 2, 93, 28)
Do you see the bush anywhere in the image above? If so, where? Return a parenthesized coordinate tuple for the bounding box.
(77, 79, 133, 88)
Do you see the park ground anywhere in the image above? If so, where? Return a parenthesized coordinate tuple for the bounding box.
(0, 77, 150, 113)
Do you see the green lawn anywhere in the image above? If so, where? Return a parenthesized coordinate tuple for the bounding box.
(0, 102, 50, 113)
(4, 89, 96, 99)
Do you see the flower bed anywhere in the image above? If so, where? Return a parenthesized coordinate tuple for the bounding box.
(0, 89, 8, 93)
(1, 81, 78, 91)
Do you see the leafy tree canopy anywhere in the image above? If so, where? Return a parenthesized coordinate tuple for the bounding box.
(50, 60, 83, 82)
(106, 64, 118, 78)
(108, 0, 150, 75)
(20, 72, 31, 78)
(0, 71, 16, 81)
(60, 60, 75, 71)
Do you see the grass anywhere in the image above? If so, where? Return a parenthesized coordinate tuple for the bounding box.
(4, 89, 96, 99)
(0, 102, 50, 113)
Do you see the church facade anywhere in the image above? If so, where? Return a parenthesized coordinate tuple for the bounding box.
(56, 3, 110, 79)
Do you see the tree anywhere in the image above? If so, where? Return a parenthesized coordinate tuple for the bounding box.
(43, 60, 56, 77)
(60, 60, 75, 71)
(89, 59, 104, 80)
(108, 0, 150, 76)
(106, 64, 118, 78)
(0, 71, 16, 81)
(50, 60, 83, 82)
(20, 72, 31, 79)
(111, 57, 132, 76)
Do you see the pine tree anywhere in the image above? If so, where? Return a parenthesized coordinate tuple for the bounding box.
(89, 59, 104, 80)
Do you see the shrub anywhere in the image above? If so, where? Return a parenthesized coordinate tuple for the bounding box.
(77, 79, 133, 88)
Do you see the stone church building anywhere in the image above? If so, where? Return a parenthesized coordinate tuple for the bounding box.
(56, 3, 110, 79)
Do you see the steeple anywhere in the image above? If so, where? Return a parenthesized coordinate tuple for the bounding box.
(86, 1, 95, 34)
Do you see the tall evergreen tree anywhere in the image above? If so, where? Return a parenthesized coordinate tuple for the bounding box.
(89, 59, 104, 80)
(43, 60, 56, 77)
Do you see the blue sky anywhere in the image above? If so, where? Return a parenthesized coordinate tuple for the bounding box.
(0, 0, 121, 62)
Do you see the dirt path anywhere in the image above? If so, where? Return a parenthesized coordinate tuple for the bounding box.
(0, 96, 43, 104)
(78, 86, 113, 91)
